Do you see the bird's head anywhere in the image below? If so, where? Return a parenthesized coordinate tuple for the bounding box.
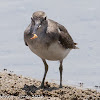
(30, 11, 47, 39)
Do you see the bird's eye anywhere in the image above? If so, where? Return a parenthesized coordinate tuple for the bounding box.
(41, 17, 47, 24)
(44, 17, 47, 20)
(31, 17, 35, 22)
(38, 25, 41, 28)
(31, 17, 35, 25)
(31, 17, 33, 21)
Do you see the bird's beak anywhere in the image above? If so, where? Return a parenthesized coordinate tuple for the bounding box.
(30, 20, 40, 40)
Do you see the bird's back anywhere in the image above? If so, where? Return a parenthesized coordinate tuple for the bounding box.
(46, 19, 78, 49)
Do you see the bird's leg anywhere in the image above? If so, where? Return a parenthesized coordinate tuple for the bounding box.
(41, 59, 48, 88)
(59, 60, 63, 88)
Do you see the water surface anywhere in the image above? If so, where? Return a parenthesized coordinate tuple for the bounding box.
(0, 0, 100, 91)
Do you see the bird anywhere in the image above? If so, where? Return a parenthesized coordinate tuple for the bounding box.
(24, 11, 78, 88)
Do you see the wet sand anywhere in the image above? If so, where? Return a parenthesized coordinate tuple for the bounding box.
(0, 71, 100, 100)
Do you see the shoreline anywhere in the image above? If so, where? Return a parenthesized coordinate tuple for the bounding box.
(0, 71, 100, 100)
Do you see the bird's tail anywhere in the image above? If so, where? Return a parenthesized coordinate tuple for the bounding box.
(74, 43, 79, 49)
(75, 46, 79, 49)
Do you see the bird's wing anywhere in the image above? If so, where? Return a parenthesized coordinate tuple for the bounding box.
(46, 19, 78, 49)
(24, 41, 28, 46)
(57, 23, 78, 49)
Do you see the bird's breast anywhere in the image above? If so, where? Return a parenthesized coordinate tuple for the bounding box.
(28, 41, 71, 61)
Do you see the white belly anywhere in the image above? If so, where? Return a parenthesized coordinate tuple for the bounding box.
(28, 42, 71, 61)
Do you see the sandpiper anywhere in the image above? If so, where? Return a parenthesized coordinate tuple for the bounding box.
(24, 11, 78, 88)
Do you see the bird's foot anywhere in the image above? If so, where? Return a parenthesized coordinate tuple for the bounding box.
(59, 84, 62, 88)
(40, 83, 44, 89)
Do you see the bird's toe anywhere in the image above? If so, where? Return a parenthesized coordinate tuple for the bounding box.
(59, 84, 62, 88)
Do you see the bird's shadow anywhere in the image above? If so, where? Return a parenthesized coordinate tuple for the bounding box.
(22, 83, 59, 95)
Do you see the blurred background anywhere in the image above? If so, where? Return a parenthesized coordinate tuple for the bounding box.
(0, 0, 100, 90)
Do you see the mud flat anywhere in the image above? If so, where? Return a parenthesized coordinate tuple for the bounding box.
(0, 71, 100, 100)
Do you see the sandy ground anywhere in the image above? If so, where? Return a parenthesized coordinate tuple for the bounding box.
(0, 71, 100, 100)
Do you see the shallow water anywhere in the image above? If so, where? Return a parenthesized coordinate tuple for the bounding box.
(0, 0, 100, 91)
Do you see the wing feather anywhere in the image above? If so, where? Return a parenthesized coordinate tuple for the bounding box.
(57, 23, 78, 49)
